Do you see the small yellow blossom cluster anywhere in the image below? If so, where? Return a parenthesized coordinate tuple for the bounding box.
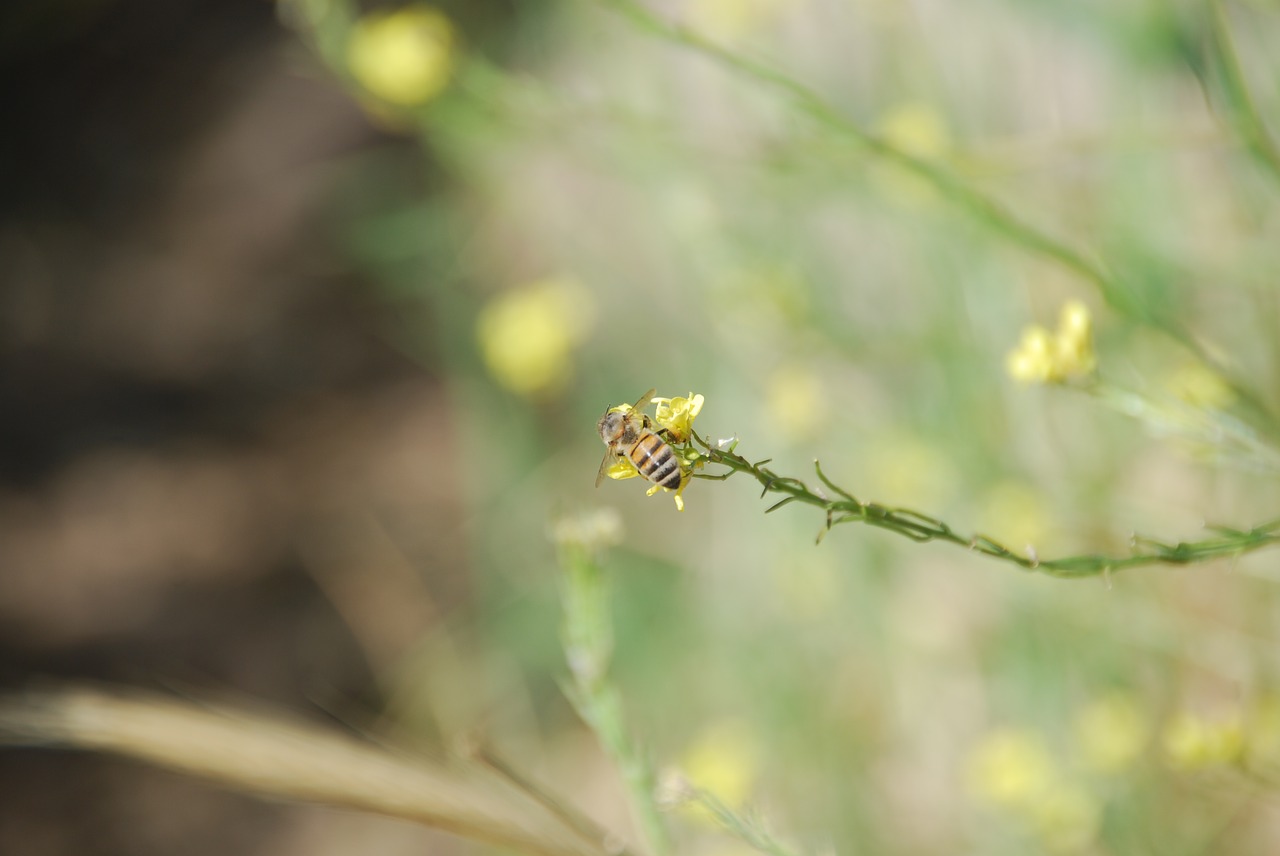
(969, 694, 1280, 849)
(1006, 300, 1097, 385)
(347, 4, 456, 108)
(1162, 711, 1243, 770)
(653, 392, 704, 443)
(602, 392, 704, 511)
(1157, 695, 1280, 772)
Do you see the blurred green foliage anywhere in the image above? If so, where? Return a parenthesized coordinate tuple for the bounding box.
(287, 0, 1280, 852)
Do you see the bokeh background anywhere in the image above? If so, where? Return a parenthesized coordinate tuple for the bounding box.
(3, 0, 1280, 853)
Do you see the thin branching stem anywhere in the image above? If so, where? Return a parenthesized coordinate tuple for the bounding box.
(688, 432, 1280, 578)
(682, 787, 803, 856)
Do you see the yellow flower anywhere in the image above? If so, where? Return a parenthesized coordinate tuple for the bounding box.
(967, 729, 1055, 808)
(765, 365, 826, 441)
(1163, 711, 1244, 770)
(864, 435, 956, 509)
(652, 392, 705, 443)
(976, 481, 1052, 556)
(1074, 693, 1148, 775)
(687, 0, 795, 42)
(1005, 325, 1054, 383)
(678, 719, 761, 822)
(476, 277, 593, 396)
(1028, 785, 1102, 853)
(1165, 363, 1234, 410)
(347, 5, 456, 107)
(1006, 300, 1097, 385)
(644, 473, 691, 512)
(604, 456, 640, 481)
(1245, 694, 1280, 764)
(880, 100, 951, 160)
(1054, 300, 1096, 378)
(872, 101, 952, 204)
(969, 728, 1103, 851)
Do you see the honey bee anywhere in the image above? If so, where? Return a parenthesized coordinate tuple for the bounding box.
(596, 388, 683, 491)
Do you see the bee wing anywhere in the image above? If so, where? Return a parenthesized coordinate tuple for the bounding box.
(595, 450, 617, 488)
(632, 388, 657, 411)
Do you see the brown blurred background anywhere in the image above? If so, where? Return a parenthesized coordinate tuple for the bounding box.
(1, 0, 476, 852)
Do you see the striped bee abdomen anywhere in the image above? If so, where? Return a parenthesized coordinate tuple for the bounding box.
(628, 432, 682, 489)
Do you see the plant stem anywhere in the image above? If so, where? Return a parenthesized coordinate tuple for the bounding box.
(685, 787, 803, 856)
(1209, 0, 1280, 186)
(690, 432, 1280, 578)
(559, 544, 671, 855)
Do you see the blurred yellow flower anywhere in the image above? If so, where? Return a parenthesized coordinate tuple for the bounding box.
(1055, 300, 1095, 376)
(1245, 694, 1280, 764)
(1165, 362, 1234, 410)
(1163, 711, 1244, 770)
(1028, 784, 1102, 853)
(970, 728, 1102, 851)
(347, 5, 456, 107)
(977, 481, 1052, 556)
(688, 0, 795, 42)
(966, 729, 1055, 808)
(476, 277, 593, 396)
(652, 392, 704, 443)
(872, 101, 951, 204)
(679, 719, 761, 819)
(879, 101, 951, 160)
(865, 436, 956, 509)
(765, 365, 826, 441)
(1006, 325, 1054, 383)
(1074, 693, 1148, 774)
(1006, 300, 1097, 385)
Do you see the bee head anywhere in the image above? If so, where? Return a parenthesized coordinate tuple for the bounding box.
(597, 409, 628, 444)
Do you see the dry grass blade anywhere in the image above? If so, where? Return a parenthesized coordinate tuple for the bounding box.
(0, 685, 624, 856)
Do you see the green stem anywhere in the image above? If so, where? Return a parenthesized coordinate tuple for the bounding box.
(690, 432, 1280, 578)
(685, 788, 802, 856)
(595, 0, 1103, 289)
(559, 545, 671, 855)
(1210, 0, 1280, 186)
